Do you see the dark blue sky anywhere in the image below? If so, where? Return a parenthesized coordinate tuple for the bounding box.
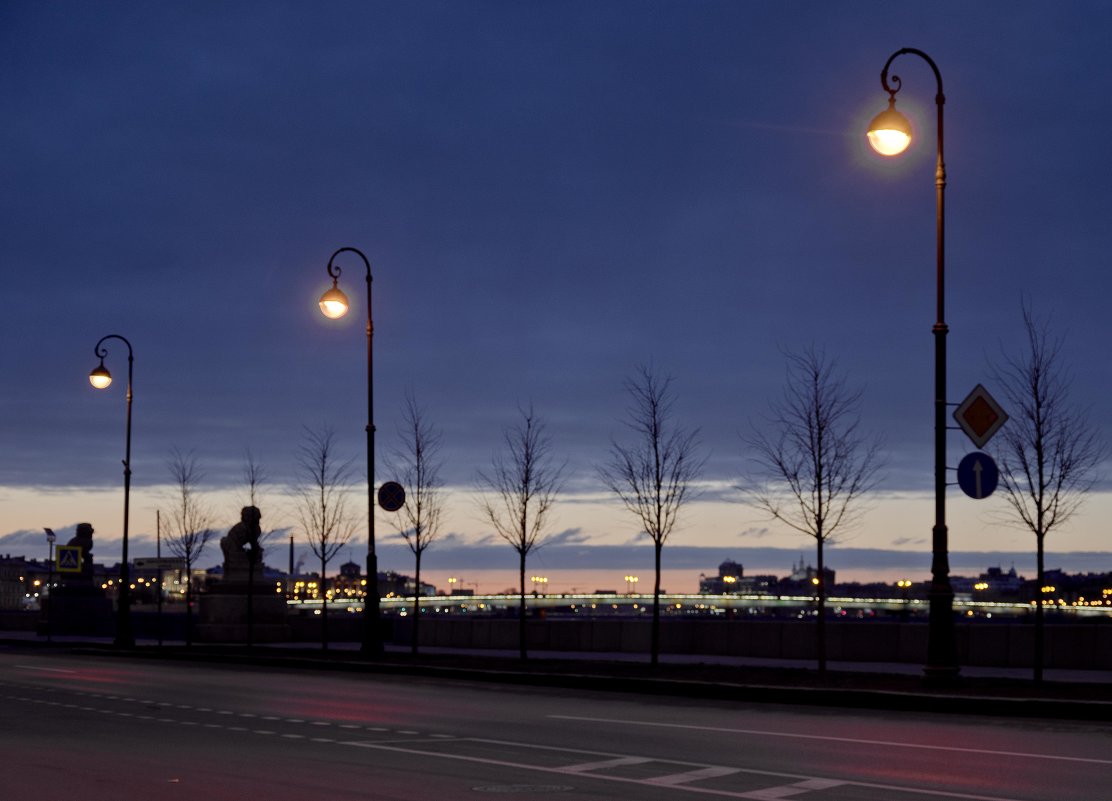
(3, 2, 1110, 580)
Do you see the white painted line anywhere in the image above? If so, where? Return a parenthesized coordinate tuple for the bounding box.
(740, 779, 845, 800)
(217, 710, 234, 715)
(339, 724, 361, 730)
(13, 665, 76, 674)
(254, 730, 275, 736)
(285, 718, 305, 723)
(548, 715, 1112, 767)
(281, 734, 304, 739)
(648, 766, 741, 786)
(310, 737, 335, 743)
(561, 756, 652, 773)
(341, 738, 1031, 801)
(396, 729, 420, 735)
(310, 721, 331, 727)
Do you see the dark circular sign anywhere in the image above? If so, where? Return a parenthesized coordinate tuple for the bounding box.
(377, 481, 406, 512)
(957, 452, 999, 500)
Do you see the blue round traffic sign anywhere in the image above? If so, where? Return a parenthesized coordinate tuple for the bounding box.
(957, 452, 999, 500)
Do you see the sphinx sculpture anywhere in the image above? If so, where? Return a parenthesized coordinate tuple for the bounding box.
(220, 506, 262, 582)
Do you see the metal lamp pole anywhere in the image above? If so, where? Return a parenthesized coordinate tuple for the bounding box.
(89, 334, 136, 649)
(868, 48, 958, 680)
(44, 528, 55, 642)
(318, 246, 382, 655)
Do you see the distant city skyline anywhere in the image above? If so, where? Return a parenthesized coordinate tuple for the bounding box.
(3, 3, 1110, 587)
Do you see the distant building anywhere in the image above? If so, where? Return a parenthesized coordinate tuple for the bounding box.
(699, 560, 744, 594)
(0, 555, 30, 610)
(787, 556, 834, 589)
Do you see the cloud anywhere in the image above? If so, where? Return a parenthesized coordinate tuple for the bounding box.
(738, 526, 771, 539)
(539, 527, 592, 548)
(890, 536, 927, 547)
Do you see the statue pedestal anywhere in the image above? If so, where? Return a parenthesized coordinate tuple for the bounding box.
(196, 578, 291, 643)
(43, 583, 114, 637)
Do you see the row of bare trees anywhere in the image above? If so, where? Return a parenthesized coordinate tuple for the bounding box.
(158, 305, 1101, 678)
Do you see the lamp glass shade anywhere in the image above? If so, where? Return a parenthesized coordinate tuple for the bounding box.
(89, 364, 113, 389)
(318, 285, 350, 319)
(866, 102, 912, 156)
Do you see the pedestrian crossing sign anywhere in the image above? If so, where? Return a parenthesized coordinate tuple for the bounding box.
(56, 545, 82, 573)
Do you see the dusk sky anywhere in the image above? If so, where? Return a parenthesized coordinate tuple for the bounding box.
(3, 2, 1110, 593)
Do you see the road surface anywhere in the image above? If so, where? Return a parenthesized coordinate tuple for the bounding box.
(1, 649, 1108, 800)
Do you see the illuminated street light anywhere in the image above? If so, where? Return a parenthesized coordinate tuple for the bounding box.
(867, 98, 912, 156)
(866, 48, 957, 681)
(318, 280, 350, 319)
(88, 334, 135, 649)
(316, 246, 381, 655)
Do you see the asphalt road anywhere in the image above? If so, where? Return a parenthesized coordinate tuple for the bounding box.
(2, 650, 1109, 801)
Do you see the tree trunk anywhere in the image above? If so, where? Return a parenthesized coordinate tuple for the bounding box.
(651, 541, 662, 666)
(817, 537, 827, 673)
(321, 555, 329, 651)
(518, 550, 527, 661)
(184, 559, 194, 648)
(411, 551, 421, 655)
(1035, 533, 1045, 683)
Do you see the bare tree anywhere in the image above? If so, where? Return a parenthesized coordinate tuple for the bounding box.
(994, 305, 1104, 682)
(598, 365, 703, 666)
(164, 448, 215, 647)
(477, 405, 563, 660)
(386, 389, 446, 654)
(293, 425, 357, 650)
(742, 348, 882, 673)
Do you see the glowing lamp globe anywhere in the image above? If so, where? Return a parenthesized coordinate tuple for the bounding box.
(318, 284, 350, 319)
(89, 363, 113, 389)
(866, 100, 912, 156)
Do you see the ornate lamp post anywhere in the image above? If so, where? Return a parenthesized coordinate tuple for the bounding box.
(317, 246, 382, 655)
(866, 48, 958, 680)
(88, 334, 135, 649)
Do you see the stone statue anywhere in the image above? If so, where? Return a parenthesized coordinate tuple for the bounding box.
(220, 506, 262, 582)
(67, 522, 95, 579)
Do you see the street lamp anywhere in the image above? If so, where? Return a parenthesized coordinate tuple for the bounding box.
(317, 247, 381, 655)
(44, 528, 55, 642)
(88, 334, 135, 649)
(867, 48, 958, 680)
(624, 574, 639, 595)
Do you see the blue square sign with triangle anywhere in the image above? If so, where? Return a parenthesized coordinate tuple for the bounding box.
(56, 545, 82, 572)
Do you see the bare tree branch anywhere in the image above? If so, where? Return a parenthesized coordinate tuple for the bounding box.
(598, 364, 703, 665)
(740, 347, 883, 672)
(293, 425, 357, 650)
(993, 303, 1104, 681)
(164, 447, 215, 647)
(476, 404, 564, 659)
(385, 388, 446, 653)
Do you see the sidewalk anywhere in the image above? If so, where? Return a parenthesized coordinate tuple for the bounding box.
(4, 630, 1110, 721)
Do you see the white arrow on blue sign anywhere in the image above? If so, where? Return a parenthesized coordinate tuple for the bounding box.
(957, 452, 999, 500)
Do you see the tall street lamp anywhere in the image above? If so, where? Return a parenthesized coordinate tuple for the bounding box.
(317, 246, 382, 655)
(866, 48, 958, 680)
(89, 334, 135, 649)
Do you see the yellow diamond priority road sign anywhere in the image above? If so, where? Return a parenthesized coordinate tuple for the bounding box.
(953, 384, 1008, 449)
